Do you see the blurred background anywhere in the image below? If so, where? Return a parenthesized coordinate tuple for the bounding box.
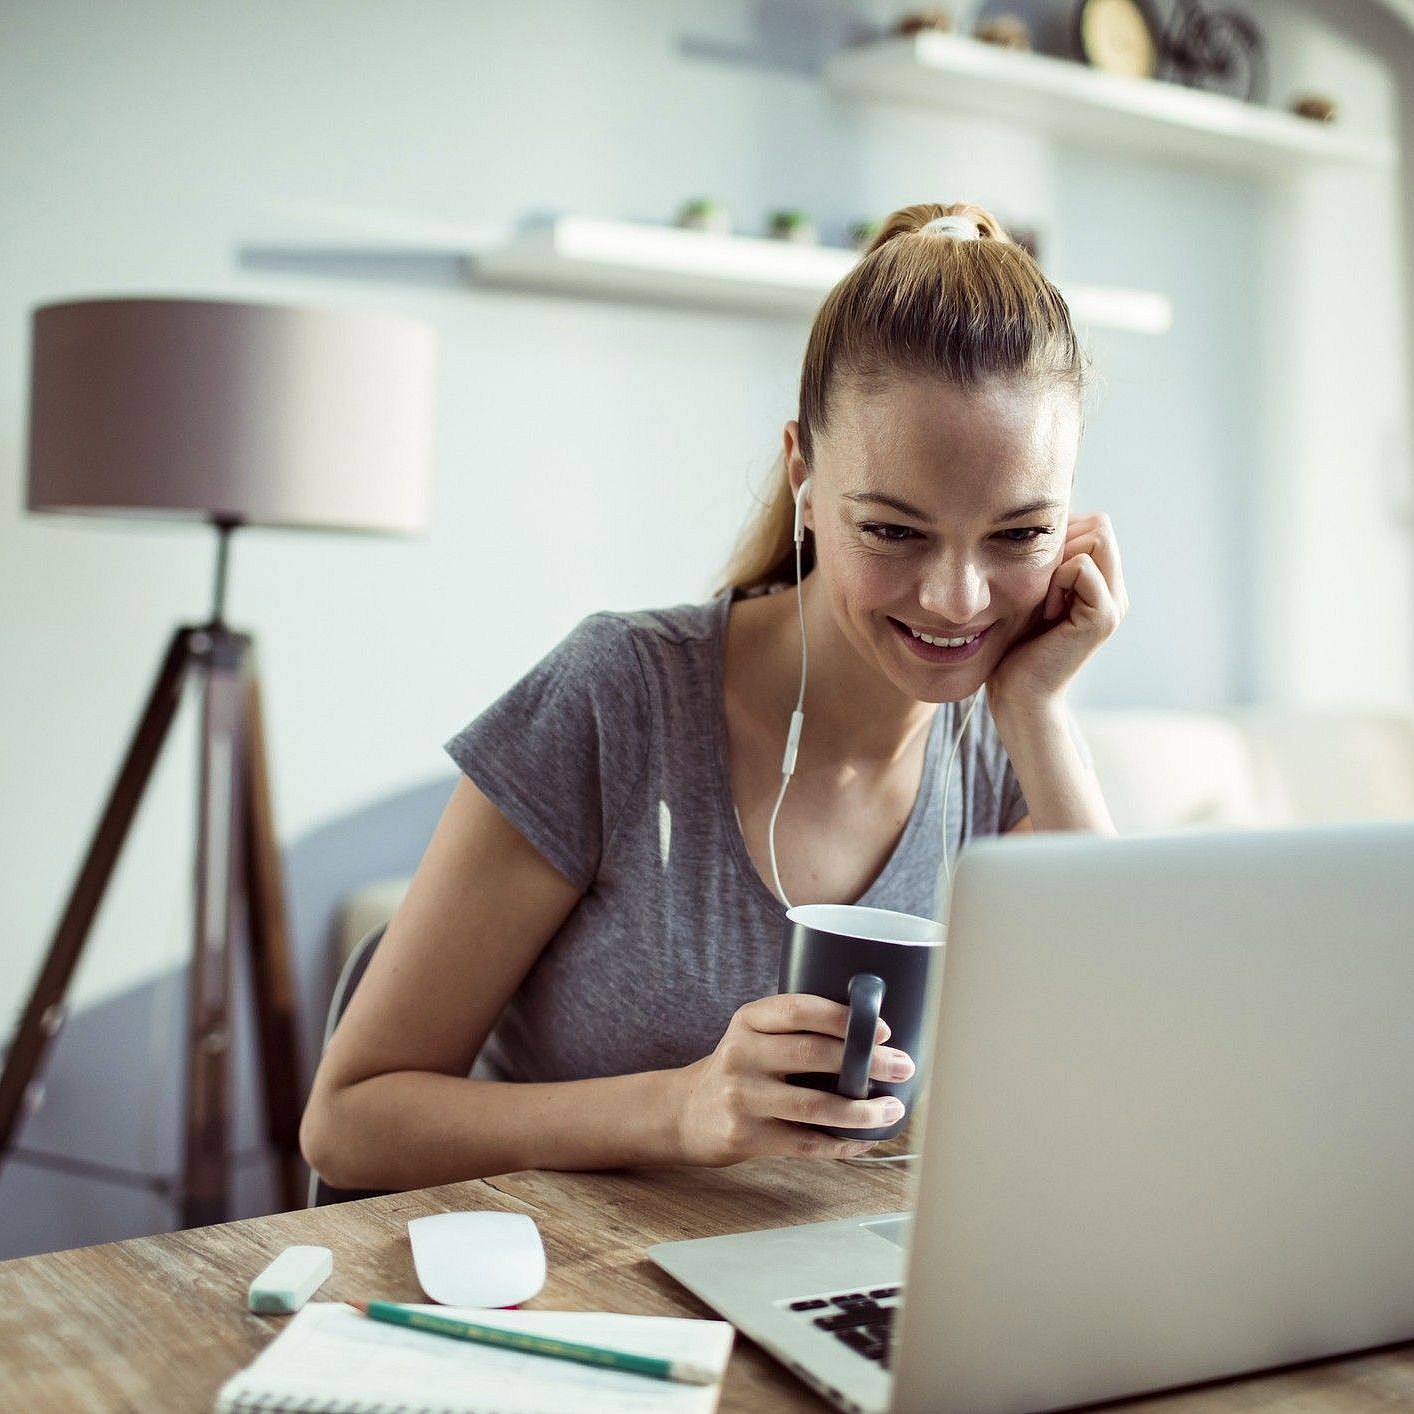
(2, 0, 1411, 1258)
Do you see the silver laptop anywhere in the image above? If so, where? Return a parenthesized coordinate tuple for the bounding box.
(650, 821, 1414, 1413)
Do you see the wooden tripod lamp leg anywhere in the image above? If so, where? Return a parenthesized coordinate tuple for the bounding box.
(182, 629, 246, 1230)
(2, 619, 309, 1230)
(240, 654, 306, 1212)
(0, 629, 194, 1161)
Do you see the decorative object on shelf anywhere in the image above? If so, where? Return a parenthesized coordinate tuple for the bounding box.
(823, 26, 1389, 173)
(1075, 0, 1159, 78)
(767, 209, 820, 244)
(1159, 0, 1264, 101)
(1076, 0, 1265, 103)
(1290, 93, 1337, 124)
(675, 197, 732, 235)
(4, 297, 438, 1229)
(976, 15, 1032, 50)
(848, 218, 883, 251)
(894, 7, 953, 35)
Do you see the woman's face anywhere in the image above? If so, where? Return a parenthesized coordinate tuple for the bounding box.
(794, 374, 1080, 704)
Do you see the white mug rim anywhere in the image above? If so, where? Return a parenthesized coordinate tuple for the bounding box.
(786, 903, 944, 946)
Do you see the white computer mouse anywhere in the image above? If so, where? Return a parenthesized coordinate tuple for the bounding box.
(407, 1211, 547, 1308)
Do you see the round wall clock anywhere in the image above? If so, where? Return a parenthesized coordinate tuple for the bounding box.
(1075, 0, 1160, 79)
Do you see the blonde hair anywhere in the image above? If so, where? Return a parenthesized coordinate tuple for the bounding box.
(716, 201, 1089, 595)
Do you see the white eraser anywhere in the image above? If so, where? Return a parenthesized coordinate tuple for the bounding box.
(247, 1244, 333, 1314)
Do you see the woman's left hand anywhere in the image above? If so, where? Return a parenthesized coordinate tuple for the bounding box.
(986, 511, 1128, 712)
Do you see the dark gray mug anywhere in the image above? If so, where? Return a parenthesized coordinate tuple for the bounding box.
(778, 904, 944, 1142)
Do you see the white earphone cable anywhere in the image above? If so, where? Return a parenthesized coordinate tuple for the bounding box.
(769, 476, 983, 921)
(766, 523, 809, 908)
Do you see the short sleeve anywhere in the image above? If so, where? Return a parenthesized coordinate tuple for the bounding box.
(442, 613, 650, 890)
(980, 699, 1094, 835)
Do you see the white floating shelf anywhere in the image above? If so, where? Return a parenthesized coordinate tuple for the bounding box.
(824, 33, 1396, 174)
(469, 216, 1173, 335)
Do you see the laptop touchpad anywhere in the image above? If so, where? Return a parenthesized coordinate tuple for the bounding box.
(861, 1217, 912, 1247)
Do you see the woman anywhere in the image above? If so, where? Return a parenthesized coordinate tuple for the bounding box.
(300, 201, 1127, 1191)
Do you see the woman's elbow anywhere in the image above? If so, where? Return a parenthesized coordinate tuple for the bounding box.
(300, 1084, 360, 1192)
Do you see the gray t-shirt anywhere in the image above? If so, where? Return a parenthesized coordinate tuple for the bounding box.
(444, 588, 1047, 1084)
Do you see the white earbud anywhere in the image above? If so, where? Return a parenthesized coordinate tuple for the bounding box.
(793, 476, 813, 545)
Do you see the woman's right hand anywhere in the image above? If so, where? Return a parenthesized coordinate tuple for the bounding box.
(671, 993, 916, 1166)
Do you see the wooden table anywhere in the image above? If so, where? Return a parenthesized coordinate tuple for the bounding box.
(3, 1157, 1413, 1411)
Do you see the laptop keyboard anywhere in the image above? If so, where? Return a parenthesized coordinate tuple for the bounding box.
(784, 1285, 902, 1369)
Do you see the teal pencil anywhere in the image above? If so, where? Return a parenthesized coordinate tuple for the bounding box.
(352, 1300, 718, 1385)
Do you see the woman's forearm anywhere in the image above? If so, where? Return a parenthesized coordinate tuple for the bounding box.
(990, 697, 1115, 834)
(303, 1066, 686, 1191)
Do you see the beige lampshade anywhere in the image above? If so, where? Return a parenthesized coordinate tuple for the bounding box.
(26, 297, 438, 535)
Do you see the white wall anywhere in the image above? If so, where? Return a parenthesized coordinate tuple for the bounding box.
(1251, 0, 1414, 705)
(0, 0, 1409, 1136)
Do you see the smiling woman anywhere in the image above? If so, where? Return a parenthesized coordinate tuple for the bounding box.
(299, 201, 1124, 1196)
(786, 376, 1082, 703)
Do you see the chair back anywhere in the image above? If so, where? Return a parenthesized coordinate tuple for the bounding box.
(307, 922, 391, 1206)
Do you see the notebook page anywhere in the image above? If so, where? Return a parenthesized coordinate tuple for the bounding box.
(216, 1301, 735, 1414)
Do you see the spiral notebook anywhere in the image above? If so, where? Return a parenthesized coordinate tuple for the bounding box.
(215, 1301, 735, 1413)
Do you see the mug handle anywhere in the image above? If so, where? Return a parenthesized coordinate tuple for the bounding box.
(838, 973, 886, 1100)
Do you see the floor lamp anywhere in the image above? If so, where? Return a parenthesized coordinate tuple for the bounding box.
(0, 297, 438, 1227)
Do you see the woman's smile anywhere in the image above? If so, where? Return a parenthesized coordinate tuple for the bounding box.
(887, 615, 993, 664)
